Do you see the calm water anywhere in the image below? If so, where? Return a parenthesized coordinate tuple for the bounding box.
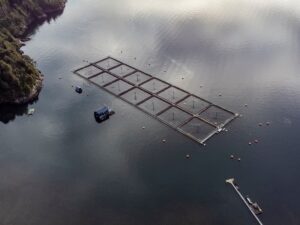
(1, 0, 300, 224)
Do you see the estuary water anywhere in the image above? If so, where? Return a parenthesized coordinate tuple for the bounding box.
(1, 0, 300, 224)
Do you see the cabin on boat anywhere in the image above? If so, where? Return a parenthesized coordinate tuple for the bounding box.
(94, 105, 110, 122)
(75, 86, 83, 93)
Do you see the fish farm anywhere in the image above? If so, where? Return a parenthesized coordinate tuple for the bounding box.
(73, 57, 238, 145)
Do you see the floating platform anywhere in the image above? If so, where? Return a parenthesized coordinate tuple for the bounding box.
(73, 56, 238, 145)
(226, 178, 264, 225)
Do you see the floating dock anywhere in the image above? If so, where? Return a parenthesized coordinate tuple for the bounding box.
(73, 56, 238, 145)
(226, 178, 263, 225)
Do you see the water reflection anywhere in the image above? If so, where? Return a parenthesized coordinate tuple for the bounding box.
(0, 104, 28, 124)
(0, 98, 38, 124)
(1, 0, 300, 224)
(0, 8, 65, 124)
(22, 8, 65, 38)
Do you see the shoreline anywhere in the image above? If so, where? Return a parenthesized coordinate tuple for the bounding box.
(18, 4, 66, 38)
(3, 76, 44, 105)
(0, 0, 66, 105)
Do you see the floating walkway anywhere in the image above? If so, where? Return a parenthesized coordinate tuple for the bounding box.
(73, 56, 238, 145)
(226, 178, 264, 225)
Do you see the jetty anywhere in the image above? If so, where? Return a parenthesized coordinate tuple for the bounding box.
(226, 178, 263, 225)
(73, 56, 238, 145)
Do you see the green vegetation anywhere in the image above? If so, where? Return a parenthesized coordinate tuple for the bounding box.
(0, 0, 66, 104)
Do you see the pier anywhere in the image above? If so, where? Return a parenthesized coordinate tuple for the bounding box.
(73, 56, 238, 145)
(226, 178, 263, 225)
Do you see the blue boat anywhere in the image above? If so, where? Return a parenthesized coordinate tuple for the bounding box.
(75, 86, 82, 93)
(94, 105, 113, 122)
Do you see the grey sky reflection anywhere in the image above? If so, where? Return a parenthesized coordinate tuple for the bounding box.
(2, 0, 300, 224)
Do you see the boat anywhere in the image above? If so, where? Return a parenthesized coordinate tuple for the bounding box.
(75, 86, 82, 93)
(94, 105, 114, 122)
(251, 202, 263, 215)
(246, 196, 254, 205)
(27, 108, 35, 116)
(246, 195, 263, 215)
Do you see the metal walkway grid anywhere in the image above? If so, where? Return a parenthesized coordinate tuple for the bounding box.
(74, 56, 238, 145)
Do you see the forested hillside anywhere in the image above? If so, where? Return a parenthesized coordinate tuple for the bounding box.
(0, 0, 66, 104)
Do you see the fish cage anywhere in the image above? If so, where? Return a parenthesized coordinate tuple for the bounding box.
(74, 56, 238, 145)
(75, 65, 102, 78)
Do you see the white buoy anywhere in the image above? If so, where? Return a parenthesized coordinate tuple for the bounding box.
(162, 139, 166, 143)
(142, 126, 145, 129)
(27, 108, 35, 116)
(186, 154, 190, 159)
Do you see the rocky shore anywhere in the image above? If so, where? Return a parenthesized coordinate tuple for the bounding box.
(0, 0, 66, 104)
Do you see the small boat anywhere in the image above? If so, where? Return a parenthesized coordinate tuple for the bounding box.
(246, 195, 263, 215)
(27, 108, 35, 116)
(246, 196, 254, 205)
(94, 105, 114, 122)
(75, 86, 83, 94)
(252, 202, 263, 215)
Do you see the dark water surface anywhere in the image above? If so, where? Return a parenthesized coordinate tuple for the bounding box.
(1, 0, 300, 224)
